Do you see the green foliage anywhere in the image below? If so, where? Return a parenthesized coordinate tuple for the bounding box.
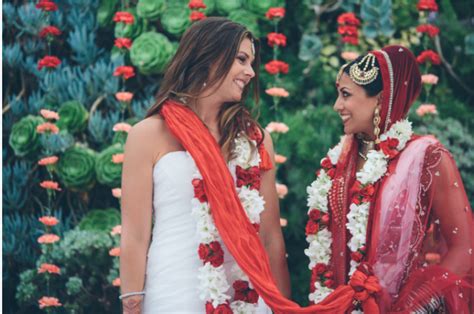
(215, 0, 243, 14)
(8, 115, 43, 157)
(361, 0, 395, 38)
(95, 144, 124, 187)
(97, 0, 120, 27)
(77, 208, 121, 232)
(114, 9, 145, 39)
(160, 5, 191, 36)
(228, 10, 261, 38)
(57, 145, 97, 191)
(246, 0, 285, 15)
(57, 100, 89, 134)
(130, 32, 177, 75)
(136, 0, 166, 21)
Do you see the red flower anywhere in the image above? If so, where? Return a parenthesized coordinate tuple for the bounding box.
(214, 304, 233, 314)
(37, 56, 61, 70)
(267, 33, 287, 47)
(190, 11, 206, 21)
(198, 241, 224, 267)
(351, 181, 376, 203)
(324, 271, 334, 279)
(265, 7, 285, 20)
(351, 251, 364, 262)
(315, 263, 327, 275)
(113, 11, 134, 24)
(308, 209, 321, 221)
(416, 50, 441, 65)
(205, 302, 214, 314)
(320, 213, 330, 226)
(265, 60, 289, 75)
(417, 0, 438, 12)
(337, 12, 361, 26)
(247, 290, 259, 304)
(236, 166, 261, 190)
(189, 0, 207, 9)
(416, 24, 440, 38)
(305, 220, 319, 235)
(192, 178, 207, 203)
(327, 168, 336, 179)
(113, 66, 135, 80)
(342, 35, 359, 46)
(36, 0, 58, 12)
(320, 157, 332, 170)
(114, 38, 133, 49)
(39, 26, 61, 38)
(379, 137, 400, 159)
(325, 279, 335, 288)
(338, 25, 358, 36)
(233, 280, 249, 291)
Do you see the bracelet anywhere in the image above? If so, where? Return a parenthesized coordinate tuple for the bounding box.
(119, 291, 145, 300)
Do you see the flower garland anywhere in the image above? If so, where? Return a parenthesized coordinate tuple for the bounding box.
(305, 119, 413, 304)
(191, 134, 266, 313)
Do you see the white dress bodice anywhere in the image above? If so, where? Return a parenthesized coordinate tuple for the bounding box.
(143, 151, 271, 313)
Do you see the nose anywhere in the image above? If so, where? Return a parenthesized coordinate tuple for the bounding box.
(333, 97, 343, 112)
(245, 64, 255, 78)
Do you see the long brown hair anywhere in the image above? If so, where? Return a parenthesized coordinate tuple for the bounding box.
(146, 17, 263, 158)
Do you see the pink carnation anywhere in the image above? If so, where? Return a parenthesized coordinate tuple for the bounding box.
(40, 180, 61, 191)
(40, 109, 60, 120)
(38, 234, 60, 244)
(38, 156, 58, 166)
(38, 296, 62, 309)
(265, 87, 289, 98)
(38, 263, 61, 275)
(111, 225, 122, 236)
(112, 277, 121, 287)
(113, 122, 132, 133)
(115, 92, 134, 103)
(341, 51, 360, 61)
(276, 183, 288, 199)
(265, 122, 289, 134)
(112, 153, 125, 164)
(37, 122, 59, 134)
(275, 154, 287, 164)
(109, 247, 121, 257)
(416, 104, 438, 117)
(39, 216, 59, 226)
(112, 188, 122, 198)
(421, 74, 439, 85)
(280, 218, 288, 227)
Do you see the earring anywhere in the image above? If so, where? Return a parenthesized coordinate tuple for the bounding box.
(373, 105, 381, 144)
(203, 82, 207, 88)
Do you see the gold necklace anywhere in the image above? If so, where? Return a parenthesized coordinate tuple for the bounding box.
(357, 135, 375, 161)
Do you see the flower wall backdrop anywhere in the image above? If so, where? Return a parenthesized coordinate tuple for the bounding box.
(3, 0, 474, 312)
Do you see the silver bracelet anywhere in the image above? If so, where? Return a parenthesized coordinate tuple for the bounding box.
(119, 291, 145, 300)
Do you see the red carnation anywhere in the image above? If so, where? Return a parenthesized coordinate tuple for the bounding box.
(416, 50, 441, 65)
(247, 290, 259, 304)
(267, 32, 287, 47)
(113, 65, 135, 80)
(214, 304, 233, 314)
(189, 0, 207, 9)
(198, 241, 224, 267)
(351, 251, 364, 262)
(233, 280, 249, 291)
(205, 302, 214, 314)
(190, 11, 206, 21)
(114, 38, 133, 49)
(337, 12, 361, 27)
(236, 166, 261, 190)
(320, 157, 332, 169)
(417, 0, 438, 12)
(113, 11, 135, 24)
(338, 25, 358, 37)
(265, 60, 289, 75)
(198, 243, 210, 260)
(416, 24, 440, 38)
(327, 168, 336, 179)
(320, 213, 330, 225)
(379, 137, 400, 158)
(315, 263, 327, 275)
(305, 220, 319, 235)
(36, 0, 58, 12)
(37, 56, 61, 70)
(192, 178, 207, 203)
(308, 209, 321, 221)
(342, 35, 359, 46)
(324, 271, 334, 279)
(265, 7, 285, 20)
(325, 279, 335, 288)
(39, 26, 61, 38)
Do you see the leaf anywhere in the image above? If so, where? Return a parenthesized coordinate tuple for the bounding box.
(298, 34, 322, 62)
(465, 33, 474, 55)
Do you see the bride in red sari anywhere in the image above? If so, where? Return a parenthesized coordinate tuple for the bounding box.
(304, 45, 472, 313)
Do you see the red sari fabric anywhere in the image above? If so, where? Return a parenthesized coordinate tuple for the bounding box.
(161, 100, 361, 313)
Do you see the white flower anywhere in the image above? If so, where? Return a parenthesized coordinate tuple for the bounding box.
(306, 171, 332, 212)
(233, 135, 260, 168)
(356, 150, 387, 184)
(231, 301, 257, 313)
(327, 139, 343, 165)
(309, 281, 333, 303)
(238, 186, 265, 224)
(346, 203, 369, 252)
(305, 229, 332, 268)
(380, 119, 412, 150)
(197, 263, 231, 307)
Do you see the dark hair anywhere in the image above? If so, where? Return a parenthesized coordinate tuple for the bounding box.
(147, 17, 262, 158)
(343, 55, 383, 97)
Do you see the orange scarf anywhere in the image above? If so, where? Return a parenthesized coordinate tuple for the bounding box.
(161, 100, 371, 314)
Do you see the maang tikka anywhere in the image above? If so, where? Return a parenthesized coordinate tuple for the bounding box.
(349, 53, 379, 85)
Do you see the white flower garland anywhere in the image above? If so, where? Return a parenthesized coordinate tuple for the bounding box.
(191, 134, 266, 313)
(305, 120, 413, 302)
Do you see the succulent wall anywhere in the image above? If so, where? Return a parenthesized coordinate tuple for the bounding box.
(3, 0, 473, 312)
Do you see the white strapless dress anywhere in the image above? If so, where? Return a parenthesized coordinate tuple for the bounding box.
(143, 151, 272, 313)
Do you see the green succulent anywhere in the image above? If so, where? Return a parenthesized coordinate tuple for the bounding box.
(57, 145, 97, 191)
(215, 0, 243, 14)
(114, 9, 145, 39)
(228, 9, 261, 38)
(130, 32, 177, 75)
(136, 0, 166, 20)
(160, 5, 191, 36)
(78, 208, 121, 233)
(245, 0, 284, 16)
(97, 0, 120, 27)
(9, 115, 43, 157)
(57, 100, 89, 134)
(95, 144, 124, 187)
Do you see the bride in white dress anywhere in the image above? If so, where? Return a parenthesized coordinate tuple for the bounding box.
(119, 17, 290, 313)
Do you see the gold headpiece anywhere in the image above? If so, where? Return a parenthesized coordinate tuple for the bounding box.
(349, 53, 379, 85)
(336, 63, 348, 83)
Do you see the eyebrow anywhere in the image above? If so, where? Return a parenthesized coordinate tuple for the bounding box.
(239, 51, 255, 63)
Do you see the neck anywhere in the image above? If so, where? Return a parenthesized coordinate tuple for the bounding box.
(194, 93, 224, 131)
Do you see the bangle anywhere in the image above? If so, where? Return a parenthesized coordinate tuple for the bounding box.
(119, 291, 145, 300)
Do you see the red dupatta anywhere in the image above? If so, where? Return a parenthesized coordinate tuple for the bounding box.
(161, 100, 361, 314)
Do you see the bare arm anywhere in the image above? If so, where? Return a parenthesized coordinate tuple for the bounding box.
(258, 130, 291, 298)
(120, 118, 162, 313)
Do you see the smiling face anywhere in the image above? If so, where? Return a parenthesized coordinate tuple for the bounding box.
(333, 73, 380, 137)
(207, 37, 256, 103)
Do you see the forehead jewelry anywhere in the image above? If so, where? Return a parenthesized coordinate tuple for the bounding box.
(349, 53, 379, 85)
(336, 63, 349, 83)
